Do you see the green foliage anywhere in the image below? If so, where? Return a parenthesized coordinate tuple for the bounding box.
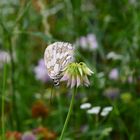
(0, 0, 140, 139)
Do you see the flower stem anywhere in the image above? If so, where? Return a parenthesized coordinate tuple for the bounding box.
(0, 18, 20, 130)
(1, 64, 7, 140)
(59, 87, 77, 140)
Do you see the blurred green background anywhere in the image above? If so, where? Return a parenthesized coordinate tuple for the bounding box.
(0, 0, 140, 140)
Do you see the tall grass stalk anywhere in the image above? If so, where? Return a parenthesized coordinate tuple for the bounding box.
(0, 20, 20, 130)
(1, 64, 7, 140)
(59, 87, 77, 140)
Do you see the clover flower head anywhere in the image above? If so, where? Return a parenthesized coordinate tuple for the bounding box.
(60, 62, 93, 88)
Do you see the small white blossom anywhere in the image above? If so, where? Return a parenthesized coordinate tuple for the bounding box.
(100, 111, 109, 117)
(87, 106, 101, 115)
(107, 52, 122, 60)
(80, 103, 91, 109)
(103, 106, 113, 112)
(101, 106, 113, 117)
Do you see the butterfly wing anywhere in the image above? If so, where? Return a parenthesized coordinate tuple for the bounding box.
(44, 42, 74, 85)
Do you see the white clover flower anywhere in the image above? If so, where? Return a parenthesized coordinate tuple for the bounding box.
(87, 106, 101, 115)
(103, 106, 113, 112)
(107, 52, 122, 60)
(100, 110, 109, 117)
(80, 103, 91, 109)
(101, 106, 113, 117)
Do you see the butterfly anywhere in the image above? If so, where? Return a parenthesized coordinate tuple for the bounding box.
(44, 42, 74, 86)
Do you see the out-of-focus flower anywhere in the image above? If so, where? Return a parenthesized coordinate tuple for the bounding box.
(120, 92, 132, 103)
(80, 103, 91, 109)
(22, 132, 36, 140)
(33, 126, 56, 140)
(87, 34, 98, 49)
(109, 68, 119, 80)
(6, 131, 22, 140)
(103, 106, 113, 112)
(0, 50, 10, 68)
(79, 36, 87, 48)
(75, 33, 98, 51)
(103, 88, 120, 100)
(87, 106, 101, 115)
(128, 76, 133, 83)
(31, 100, 49, 118)
(101, 106, 113, 117)
(100, 111, 109, 117)
(60, 62, 93, 88)
(107, 52, 122, 60)
(34, 59, 51, 83)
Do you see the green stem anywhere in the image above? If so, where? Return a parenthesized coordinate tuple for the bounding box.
(8, 37, 20, 128)
(57, 93, 63, 129)
(0, 17, 20, 130)
(1, 64, 7, 140)
(59, 87, 77, 140)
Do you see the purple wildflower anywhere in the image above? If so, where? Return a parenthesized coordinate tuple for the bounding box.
(79, 36, 87, 48)
(22, 133, 36, 140)
(76, 33, 98, 51)
(87, 34, 98, 49)
(34, 59, 50, 83)
(103, 88, 119, 100)
(109, 68, 119, 80)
